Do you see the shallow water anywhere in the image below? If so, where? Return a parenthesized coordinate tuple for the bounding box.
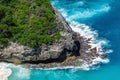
(1, 0, 120, 80)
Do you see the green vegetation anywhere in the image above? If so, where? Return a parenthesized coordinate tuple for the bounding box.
(0, 0, 61, 48)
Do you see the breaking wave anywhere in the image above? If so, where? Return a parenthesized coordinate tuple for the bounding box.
(68, 4, 110, 19)
(51, 0, 111, 20)
(0, 63, 12, 80)
(70, 21, 111, 67)
(70, 21, 110, 54)
(0, 63, 30, 80)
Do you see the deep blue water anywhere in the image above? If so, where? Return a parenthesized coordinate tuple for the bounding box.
(8, 0, 120, 80)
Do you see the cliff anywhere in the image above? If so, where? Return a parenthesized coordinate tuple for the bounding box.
(0, 0, 106, 68)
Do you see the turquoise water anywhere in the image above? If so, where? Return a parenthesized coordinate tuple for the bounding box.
(8, 0, 120, 80)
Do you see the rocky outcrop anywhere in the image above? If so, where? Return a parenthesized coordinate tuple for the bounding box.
(0, 7, 106, 69)
(0, 8, 80, 64)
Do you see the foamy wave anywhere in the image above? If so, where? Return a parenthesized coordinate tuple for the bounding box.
(100, 4, 111, 12)
(69, 4, 110, 19)
(93, 57, 109, 64)
(57, 4, 111, 20)
(10, 65, 30, 80)
(31, 65, 90, 71)
(105, 49, 113, 54)
(72, 1, 85, 7)
(59, 8, 68, 18)
(70, 21, 98, 39)
(79, 57, 109, 70)
(0, 63, 12, 80)
(69, 21, 112, 69)
(0, 63, 31, 80)
(70, 21, 111, 54)
(16, 67, 30, 79)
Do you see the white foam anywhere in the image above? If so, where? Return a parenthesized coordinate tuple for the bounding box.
(31, 65, 90, 71)
(59, 4, 111, 20)
(59, 8, 68, 18)
(69, 21, 112, 70)
(72, 1, 85, 6)
(16, 67, 30, 79)
(0, 63, 12, 80)
(70, 21, 98, 39)
(100, 4, 111, 12)
(10, 64, 31, 80)
(69, 21, 111, 55)
(105, 49, 113, 54)
(68, 6, 110, 19)
(89, 40, 109, 54)
(0, 62, 31, 80)
(93, 57, 110, 64)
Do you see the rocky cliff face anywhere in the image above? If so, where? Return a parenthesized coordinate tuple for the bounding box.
(0, 8, 80, 64)
(0, 2, 107, 68)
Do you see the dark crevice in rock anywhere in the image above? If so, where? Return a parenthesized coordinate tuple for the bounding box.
(73, 41, 81, 56)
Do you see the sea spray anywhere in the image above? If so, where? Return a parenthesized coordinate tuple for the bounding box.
(0, 63, 31, 80)
(70, 21, 110, 66)
(0, 63, 12, 80)
(51, 0, 111, 20)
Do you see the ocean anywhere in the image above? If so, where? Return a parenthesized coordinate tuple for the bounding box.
(0, 0, 120, 80)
